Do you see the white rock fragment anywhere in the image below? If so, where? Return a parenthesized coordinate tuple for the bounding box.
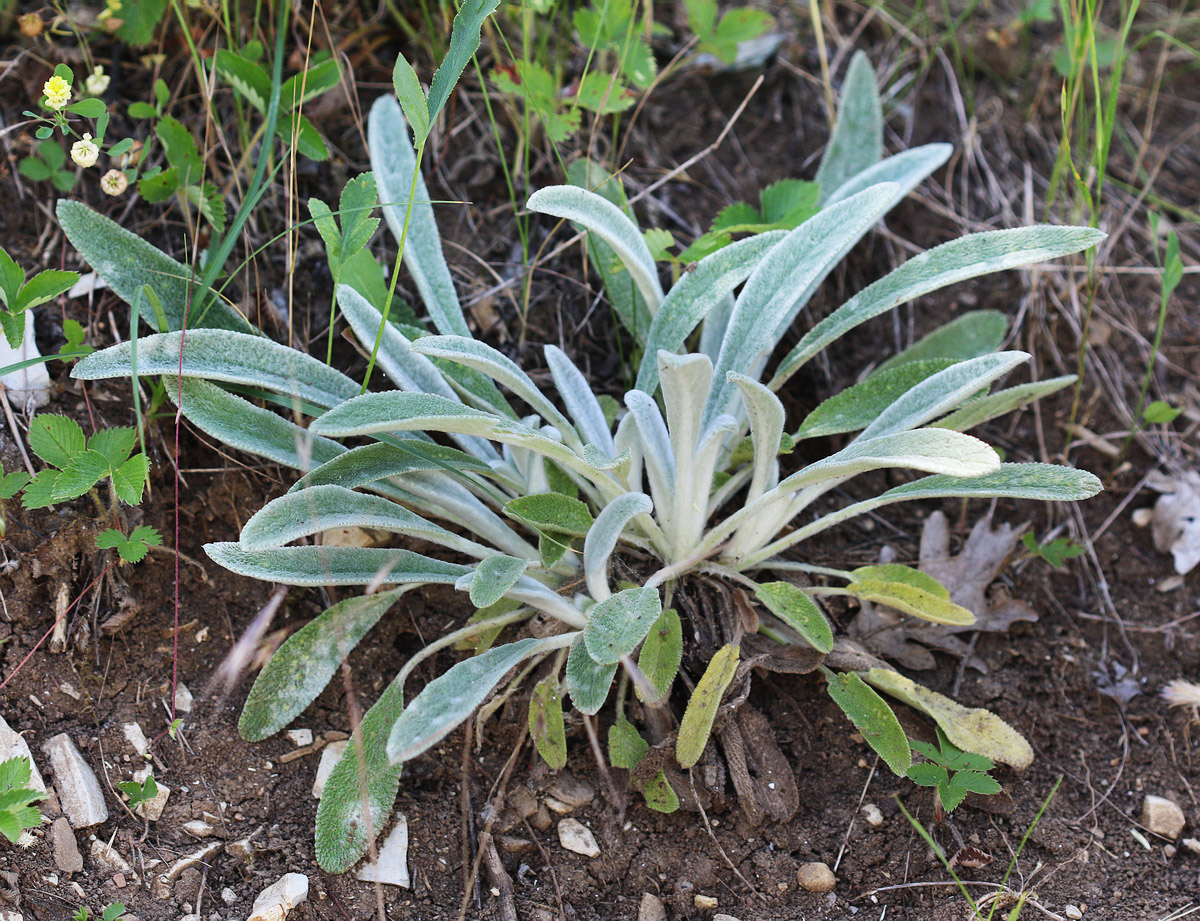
(221, 887, 238, 905)
(173, 683, 194, 713)
(1143, 794, 1186, 839)
(131, 767, 170, 821)
(182, 820, 214, 838)
(0, 910, 25, 921)
(356, 816, 410, 888)
(123, 723, 150, 757)
(861, 803, 884, 826)
(248, 873, 309, 921)
(0, 314, 50, 409)
(797, 862, 836, 893)
(1183, 837, 1200, 855)
(285, 729, 313, 747)
(50, 817, 83, 873)
(311, 740, 346, 798)
(557, 818, 600, 858)
(43, 734, 108, 828)
(1064, 906, 1084, 920)
(547, 774, 595, 810)
(0, 715, 46, 792)
(90, 839, 132, 874)
(637, 893, 667, 921)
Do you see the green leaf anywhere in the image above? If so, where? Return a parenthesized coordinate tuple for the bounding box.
(114, 0, 167, 44)
(128, 101, 158, 119)
(156, 115, 202, 182)
(815, 51, 883, 202)
(504, 492, 594, 537)
(0, 312, 24, 349)
(845, 579, 974, 626)
(676, 644, 738, 769)
(759, 179, 820, 226)
(285, 112, 329, 161)
(608, 715, 649, 769)
(338, 173, 380, 258)
(101, 903, 127, 921)
(753, 582, 833, 653)
(528, 676, 568, 769)
(95, 525, 161, 563)
(849, 564, 950, 598)
(1144, 400, 1182, 424)
(876, 310, 1009, 374)
(565, 637, 617, 715)
(20, 471, 60, 509)
(642, 772, 679, 812)
(469, 555, 529, 608)
(111, 453, 150, 505)
(823, 668, 911, 775)
(583, 586, 662, 665)
(281, 57, 342, 111)
(392, 54, 430, 145)
(240, 589, 405, 741)
(28, 414, 86, 468)
(425, 0, 502, 127)
(16, 269, 78, 311)
(17, 156, 50, 183)
(862, 668, 1033, 769)
(213, 49, 271, 112)
(635, 607, 682, 703)
(51, 449, 110, 500)
(1022, 533, 1086, 569)
(0, 470, 30, 499)
(906, 762, 947, 788)
(86, 426, 136, 466)
(386, 636, 562, 763)
(66, 98, 106, 118)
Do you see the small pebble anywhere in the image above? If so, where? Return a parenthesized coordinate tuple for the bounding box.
(182, 820, 214, 838)
(693, 894, 718, 910)
(50, 818, 82, 874)
(637, 892, 667, 921)
(557, 818, 600, 858)
(44, 734, 108, 828)
(355, 817, 410, 888)
(546, 774, 595, 810)
(714, 915, 742, 921)
(311, 741, 347, 799)
(1182, 838, 1200, 855)
(861, 803, 884, 827)
(1142, 795, 1186, 839)
(248, 873, 308, 921)
(797, 862, 836, 893)
(221, 887, 238, 905)
(1064, 906, 1083, 920)
(285, 729, 313, 747)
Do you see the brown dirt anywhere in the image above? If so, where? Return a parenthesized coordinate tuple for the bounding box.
(2, 5, 1198, 921)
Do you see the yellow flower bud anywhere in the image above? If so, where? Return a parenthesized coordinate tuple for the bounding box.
(43, 74, 71, 110)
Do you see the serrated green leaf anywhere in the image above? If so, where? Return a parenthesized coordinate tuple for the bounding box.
(281, 57, 341, 111)
(16, 269, 78, 311)
(823, 668, 911, 776)
(214, 49, 270, 112)
(51, 449, 109, 500)
(425, 0, 502, 127)
(753, 582, 833, 653)
(635, 608, 682, 703)
(951, 769, 1002, 796)
(114, 0, 166, 44)
(906, 762, 947, 787)
(20, 471, 60, 509)
(528, 676, 567, 769)
(86, 426, 136, 466)
(111, 453, 150, 505)
(676, 644, 738, 769)
(240, 590, 405, 741)
(28, 414, 85, 469)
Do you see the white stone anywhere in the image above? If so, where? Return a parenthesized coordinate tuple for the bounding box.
(557, 818, 600, 858)
(221, 887, 238, 905)
(1143, 795, 1186, 839)
(311, 740, 346, 798)
(123, 723, 150, 757)
(132, 767, 170, 821)
(173, 683, 194, 713)
(861, 803, 884, 826)
(285, 729, 313, 747)
(0, 715, 46, 792)
(0, 314, 50, 409)
(355, 816, 410, 888)
(547, 774, 595, 809)
(248, 873, 308, 921)
(1183, 837, 1200, 855)
(637, 893, 667, 921)
(1064, 906, 1083, 920)
(182, 820, 214, 838)
(90, 839, 131, 874)
(797, 862, 836, 893)
(0, 910, 25, 921)
(43, 734, 107, 828)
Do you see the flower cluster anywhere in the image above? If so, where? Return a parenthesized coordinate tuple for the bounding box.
(42, 75, 71, 110)
(70, 134, 99, 169)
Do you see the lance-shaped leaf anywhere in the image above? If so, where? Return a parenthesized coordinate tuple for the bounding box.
(754, 582, 833, 653)
(744, 463, 1103, 567)
(862, 668, 1033, 769)
(706, 185, 897, 425)
(794, 359, 959, 440)
(635, 232, 787, 394)
(239, 589, 407, 741)
(874, 310, 1008, 375)
(465, 555, 529, 608)
(771, 225, 1106, 389)
(528, 676, 567, 770)
(368, 96, 470, 337)
(291, 441, 495, 493)
(413, 335, 577, 442)
(676, 644, 739, 768)
(822, 667, 911, 775)
(850, 563, 950, 598)
(505, 492, 594, 537)
(730, 373, 785, 504)
(859, 352, 1030, 440)
(168, 377, 345, 471)
(844, 579, 974, 626)
(205, 543, 470, 586)
(566, 637, 618, 714)
(528, 185, 664, 314)
(932, 376, 1076, 433)
(77, 330, 359, 409)
(815, 51, 882, 202)
(584, 492, 652, 601)
(636, 607, 682, 703)
(387, 635, 568, 763)
(583, 586, 662, 665)
(424, 0, 501, 127)
(823, 144, 952, 209)
(545, 345, 614, 454)
(239, 485, 492, 558)
(57, 200, 254, 333)
(315, 678, 403, 872)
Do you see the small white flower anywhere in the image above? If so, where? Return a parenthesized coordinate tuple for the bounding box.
(70, 133, 99, 169)
(100, 169, 128, 196)
(85, 66, 110, 97)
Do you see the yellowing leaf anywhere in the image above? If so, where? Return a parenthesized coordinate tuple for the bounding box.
(676, 644, 738, 769)
(847, 579, 974, 626)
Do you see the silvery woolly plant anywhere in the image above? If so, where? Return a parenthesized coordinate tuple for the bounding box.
(63, 52, 1104, 872)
